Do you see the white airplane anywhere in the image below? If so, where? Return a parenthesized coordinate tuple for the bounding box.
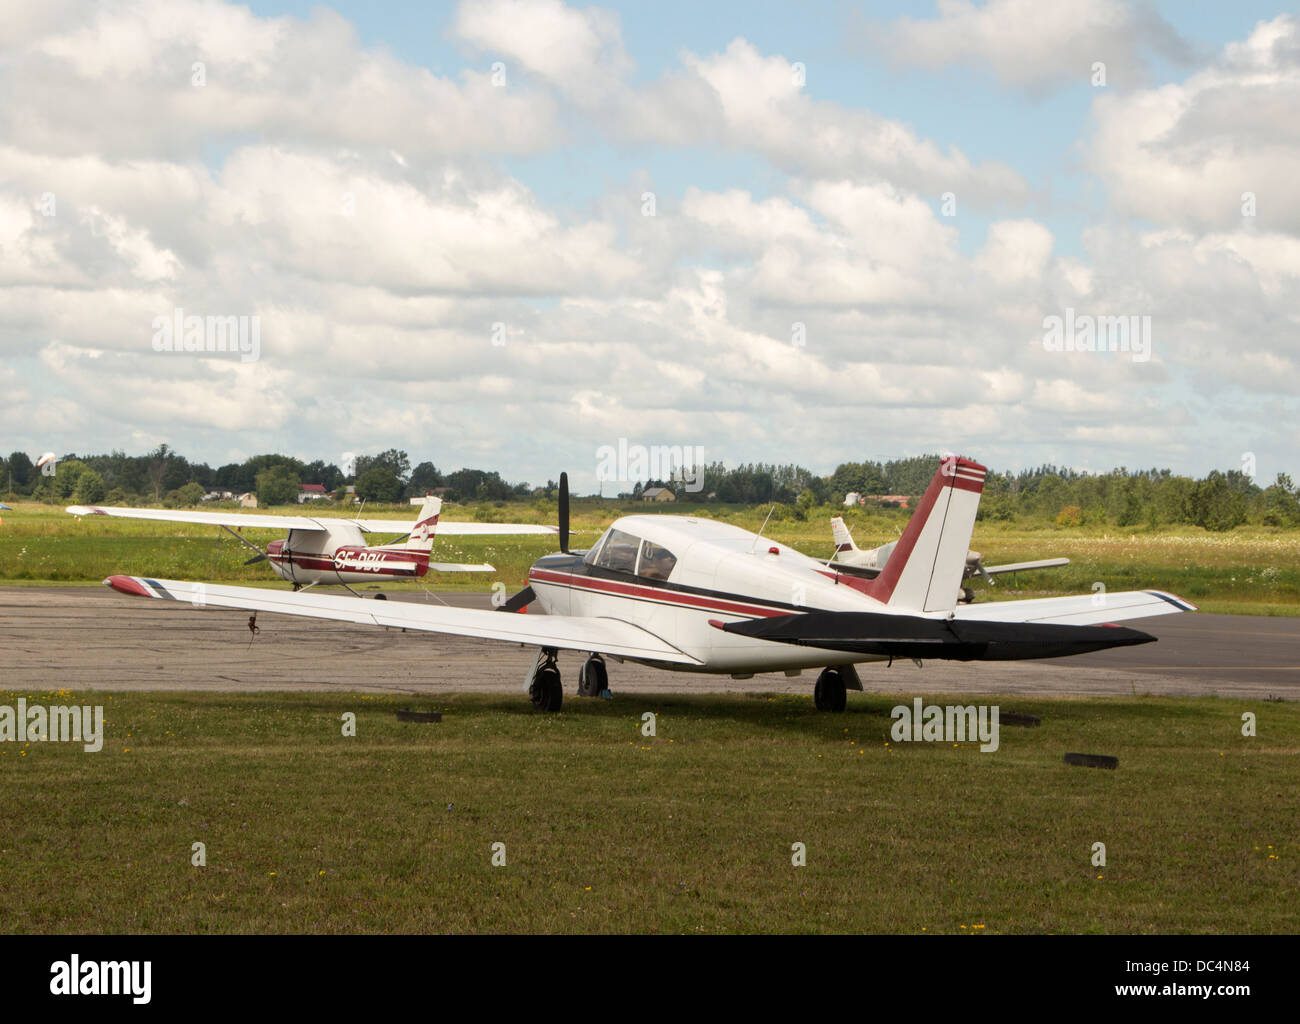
(829, 515, 1069, 603)
(102, 458, 1194, 712)
(69, 495, 555, 594)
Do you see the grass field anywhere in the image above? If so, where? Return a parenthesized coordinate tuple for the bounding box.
(0, 689, 1294, 934)
(2, 500, 1299, 615)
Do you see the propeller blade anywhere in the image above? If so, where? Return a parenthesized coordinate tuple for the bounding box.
(498, 585, 536, 613)
(243, 553, 268, 566)
(559, 471, 569, 554)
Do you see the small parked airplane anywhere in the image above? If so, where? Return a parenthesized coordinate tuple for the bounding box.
(103, 457, 1194, 711)
(829, 515, 1069, 603)
(69, 495, 555, 593)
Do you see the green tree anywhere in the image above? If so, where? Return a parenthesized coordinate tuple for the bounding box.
(355, 466, 402, 503)
(1191, 471, 1247, 532)
(256, 465, 302, 506)
(354, 449, 410, 484)
(74, 468, 107, 504)
(407, 461, 442, 498)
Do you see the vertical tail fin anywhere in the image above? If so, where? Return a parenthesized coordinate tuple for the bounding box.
(394, 496, 441, 551)
(862, 457, 986, 612)
(830, 515, 858, 555)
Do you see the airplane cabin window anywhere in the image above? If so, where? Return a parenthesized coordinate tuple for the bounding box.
(583, 529, 611, 566)
(593, 528, 640, 573)
(636, 540, 677, 581)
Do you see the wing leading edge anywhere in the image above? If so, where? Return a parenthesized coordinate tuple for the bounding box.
(103, 575, 701, 666)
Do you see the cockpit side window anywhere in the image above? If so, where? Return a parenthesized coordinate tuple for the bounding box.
(592, 528, 640, 574)
(636, 540, 677, 581)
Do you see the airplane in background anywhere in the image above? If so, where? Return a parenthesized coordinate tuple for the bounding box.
(69, 495, 555, 595)
(829, 515, 1069, 603)
(102, 456, 1194, 712)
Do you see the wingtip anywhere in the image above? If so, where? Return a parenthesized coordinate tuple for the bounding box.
(104, 574, 151, 597)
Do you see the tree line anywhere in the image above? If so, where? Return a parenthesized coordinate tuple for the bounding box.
(3, 447, 1298, 530)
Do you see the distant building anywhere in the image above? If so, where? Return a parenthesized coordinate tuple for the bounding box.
(202, 488, 236, 502)
(867, 494, 912, 508)
(843, 492, 862, 507)
(238, 493, 258, 508)
(643, 487, 675, 502)
(298, 483, 330, 503)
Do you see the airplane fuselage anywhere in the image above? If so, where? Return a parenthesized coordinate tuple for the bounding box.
(266, 524, 430, 587)
(528, 514, 900, 674)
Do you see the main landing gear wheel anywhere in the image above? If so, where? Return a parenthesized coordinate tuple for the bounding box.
(814, 668, 846, 712)
(530, 665, 563, 712)
(577, 655, 608, 697)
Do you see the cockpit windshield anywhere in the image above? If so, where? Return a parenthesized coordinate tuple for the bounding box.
(588, 528, 640, 573)
(584, 528, 677, 581)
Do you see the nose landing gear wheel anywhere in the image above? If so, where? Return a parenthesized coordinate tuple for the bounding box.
(530, 665, 563, 712)
(814, 668, 846, 712)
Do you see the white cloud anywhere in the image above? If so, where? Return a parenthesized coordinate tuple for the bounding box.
(874, 0, 1192, 91)
(1088, 15, 1300, 235)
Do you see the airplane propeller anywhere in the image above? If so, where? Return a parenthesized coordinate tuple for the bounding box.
(559, 471, 569, 554)
(244, 552, 268, 566)
(497, 471, 568, 613)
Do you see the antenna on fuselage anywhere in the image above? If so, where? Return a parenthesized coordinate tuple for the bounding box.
(750, 505, 776, 554)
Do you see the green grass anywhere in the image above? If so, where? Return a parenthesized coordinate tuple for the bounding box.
(2, 500, 1299, 611)
(1, 689, 1296, 933)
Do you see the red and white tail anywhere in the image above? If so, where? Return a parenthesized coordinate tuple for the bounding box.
(830, 515, 858, 555)
(862, 456, 986, 613)
(391, 496, 441, 551)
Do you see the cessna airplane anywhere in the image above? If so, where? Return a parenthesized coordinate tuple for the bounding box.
(829, 515, 1069, 603)
(69, 496, 555, 593)
(102, 457, 1194, 712)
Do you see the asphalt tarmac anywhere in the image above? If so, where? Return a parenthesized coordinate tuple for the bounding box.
(2, 586, 1296, 700)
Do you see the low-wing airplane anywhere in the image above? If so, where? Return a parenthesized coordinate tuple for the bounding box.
(69, 495, 556, 594)
(102, 457, 1194, 712)
(830, 514, 1068, 603)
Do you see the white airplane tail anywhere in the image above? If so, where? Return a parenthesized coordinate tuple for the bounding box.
(830, 515, 858, 555)
(390, 496, 441, 551)
(862, 457, 986, 613)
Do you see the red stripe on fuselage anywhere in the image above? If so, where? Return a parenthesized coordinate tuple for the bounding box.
(529, 568, 791, 618)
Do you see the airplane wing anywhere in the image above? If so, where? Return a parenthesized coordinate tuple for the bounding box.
(715, 590, 1194, 661)
(103, 575, 702, 666)
(69, 505, 558, 537)
(68, 505, 332, 531)
(981, 557, 1070, 575)
(951, 589, 1195, 626)
(354, 518, 557, 536)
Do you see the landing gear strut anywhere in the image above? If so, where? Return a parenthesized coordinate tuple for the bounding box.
(814, 668, 846, 712)
(528, 648, 563, 712)
(577, 654, 608, 697)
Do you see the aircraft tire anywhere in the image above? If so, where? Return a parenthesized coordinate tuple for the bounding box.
(578, 656, 608, 697)
(814, 668, 846, 712)
(530, 666, 563, 712)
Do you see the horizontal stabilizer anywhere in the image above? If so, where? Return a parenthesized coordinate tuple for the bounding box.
(715, 610, 1156, 661)
(983, 557, 1070, 575)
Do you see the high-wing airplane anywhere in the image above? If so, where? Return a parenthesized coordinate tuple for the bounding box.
(830, 514, 1068, 603)
(69, 495, 556, 594)
(102, 457, 1194, 712)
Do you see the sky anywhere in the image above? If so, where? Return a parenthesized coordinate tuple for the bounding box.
(1, 0, 1297, 494)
